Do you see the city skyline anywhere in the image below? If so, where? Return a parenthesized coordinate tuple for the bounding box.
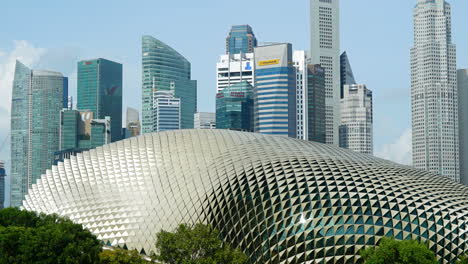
(1, 0, 468, 180)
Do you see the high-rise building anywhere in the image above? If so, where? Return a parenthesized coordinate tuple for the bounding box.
(55, 110, 111, 164)
(306, 64, 326, 143)
(411, 0, 459, 181)
(0, 161, 5, 209)
(310, 0, 341, 145)
(126, 107, 141, 138)
(59, 110, 111, 151)
(293, 51, 311, 140)
(254, 43, 296, 137)
(226, 25, 258, 54)
(458, 69, 468, 186)
(10, 61, 67, 207)
(142, 35, 197, 133)
(293, 51, 326, 143)
(340, 51, 356, 99)
(153, 90, 181, 132)
(339, 84, 373, 155)
(194, 112, 216, 129)
(77, 58, 122, 143)
(216, 53, 255, 93)
(216, 81, 254, 131)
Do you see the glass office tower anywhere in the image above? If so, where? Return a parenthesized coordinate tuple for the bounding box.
(59, 110, 111, 150)
(226, 25, 258, 54)
(153, 90, 181, 132)
(10, 61, 67, 207)
(216, 81, 254, 131)
(307, 64, 326, 143)
(0, 161, 5, 209)
(142, 35, 197, 133)
(77, 58, 122, 142)
(254, 43, 296, 137)
(340, 51, 356, 99)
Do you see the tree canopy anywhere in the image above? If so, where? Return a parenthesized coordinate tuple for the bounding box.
(99, 248, 151, 264)
(458, 254, 468, 264)
(154, 223, 248, 264)
(360, 237, 438, 264)
(0, 207, 102, 264)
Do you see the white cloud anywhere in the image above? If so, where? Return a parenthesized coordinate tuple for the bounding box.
(375, 128, 412, 166)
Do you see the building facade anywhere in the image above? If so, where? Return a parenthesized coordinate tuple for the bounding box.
(153, 90, 181, 132)
(216, 81, 254, 131)
(310, 0, 341, 146)
(254, 43, 296, 137)
(307, 64, 327, 143)
(194, 112, 216, 129)
(142, 35, 197, 133)
(458, 69, 468, 186)
(340, 51, 356, 99)
(10, 61, 67, 207)
(126, 107, 141, 138)
(226, 25, 257, 54)
(0, 161, 5, 209)
(24, 130, 468, 264)
(77, 58, 122, 142)
(59, 110, 111, 151)
(216, 53, 255, 93)
(293, 51, 311, 140)
(293, 51, 326, 143)
(339, 84, 373, 155)
(411, 0, 459, 181)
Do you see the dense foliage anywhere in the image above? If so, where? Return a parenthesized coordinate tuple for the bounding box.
(458, 254, 468, 264)
(360, 237, 438, 264)
(154, 223, 248, 264)
(99, 248, 151, 264)
(0, 207, 102, 264)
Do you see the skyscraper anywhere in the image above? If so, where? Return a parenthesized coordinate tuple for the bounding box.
(0, 161, 5, 209)
(10, 61, 67, 207)
(411, 0, 459, 181)
(216, 53, 255, 93)
(293, 51, 326, 143)
(216, 81, 254, 132)
(339, 84, 373, 155)
(194, 112, 216, 129)
(142, 35, 197, 133)
(153, 90, 181, 132)
(340, 51, 356, 99)
(59, 110, 111, 151)
(306, 64, 326, 143)
(226, 25, 258, 54)
(254, 43, 296, 137)
(77, 58, 122, 143)
(293, 51, 312, 140)
(458, 69, 468, 186)
(126, 107, 141, 138)
(310, 0, 341, 146)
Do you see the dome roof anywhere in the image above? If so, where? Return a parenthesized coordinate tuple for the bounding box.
(23, 130, 468, 263)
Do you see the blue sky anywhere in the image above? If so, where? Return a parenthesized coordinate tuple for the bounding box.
(0, 0, 467, 197)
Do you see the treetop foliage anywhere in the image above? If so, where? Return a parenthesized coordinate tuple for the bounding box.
(0, 207, 102, 264)
(154, 223, 248, 264)
(360, 237, 438, 264)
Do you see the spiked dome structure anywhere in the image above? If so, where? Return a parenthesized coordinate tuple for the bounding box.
(23, 130, 468, 263)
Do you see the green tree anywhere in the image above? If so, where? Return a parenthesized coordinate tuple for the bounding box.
(360, 237, 437, 264)
(154, 223, 247, 264)
(99, 248, 150, 264)
(0, 207, 102, 264)
(457, 254, 468, 264)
